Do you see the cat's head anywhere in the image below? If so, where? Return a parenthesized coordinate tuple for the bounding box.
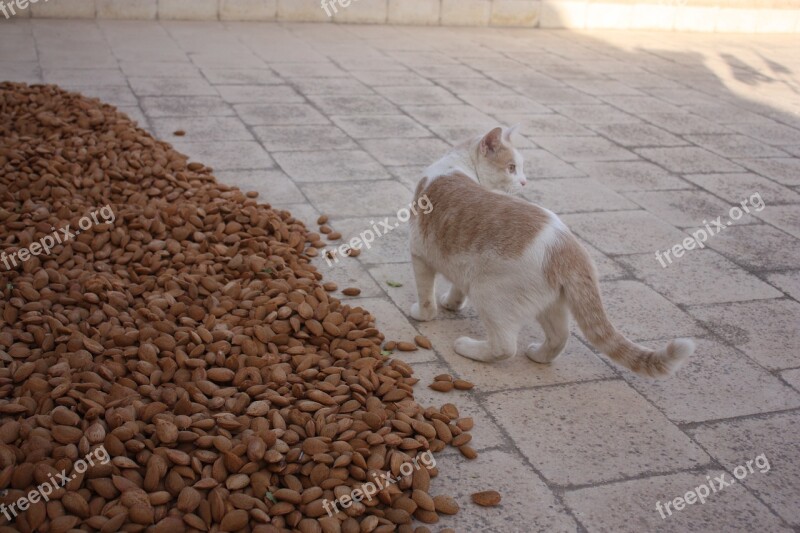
(474, 126, 527, 194)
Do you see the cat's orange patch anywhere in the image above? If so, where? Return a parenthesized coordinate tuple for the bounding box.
(414, 172, 550, 258)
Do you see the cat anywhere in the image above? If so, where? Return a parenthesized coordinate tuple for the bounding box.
(408, 126, 694, 377)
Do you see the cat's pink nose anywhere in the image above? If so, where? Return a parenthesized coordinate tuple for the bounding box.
(520, 178, 527, 186)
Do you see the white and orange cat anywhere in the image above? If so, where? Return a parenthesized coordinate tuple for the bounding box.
(409, 126, 693, 377)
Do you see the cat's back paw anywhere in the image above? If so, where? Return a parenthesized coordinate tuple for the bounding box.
(410, 302, 437, 321)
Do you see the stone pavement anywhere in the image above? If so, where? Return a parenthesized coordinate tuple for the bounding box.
(3, 19, 800, 533)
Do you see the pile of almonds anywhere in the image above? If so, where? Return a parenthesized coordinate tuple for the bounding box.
(0, 83, 472, 532)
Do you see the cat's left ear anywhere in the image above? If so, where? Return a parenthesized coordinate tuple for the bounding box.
(502, 124, 520, 143)
(480, 127, 503, 156)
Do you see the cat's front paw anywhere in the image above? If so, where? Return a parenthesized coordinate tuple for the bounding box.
(439, 290, 466, 311)
(410, 302, 437, 321)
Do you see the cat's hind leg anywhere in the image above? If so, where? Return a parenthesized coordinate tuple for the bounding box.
(526, 296, 569, 363)
(410, 254, 438, 321)
(440, 285, 467, 311)
(454, 316, 520, 362)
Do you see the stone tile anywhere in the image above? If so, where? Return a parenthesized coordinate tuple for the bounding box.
(234, 103, 329, 126)
(270, 62, 345, 78)
(412, 64, 484, 79)
(302, 180, 412, 217)
(683, 173, 800, 205)
(640, 113, 731, 135)
(783, 369, 800, 393)
(599, 280, 704, 341)
(158, 0, 217, 19)
(120, 61, 199, 78)
(373, 85, 461, 106)
(140, 96, 233, 117)
(307, 261, 385, 300)
(253, 125, 357, 151)
(765, 270, 800, 301)
(564, 211, 686, 255)
(219, 0, 277, 20)
(564, 469, 792, 533)
(459, 92, 551, 115)
(96, 0, 158, 18)
(291, 77, 374, 96)
(419, 317, 616, 390)
(734, 158, 800, 186)
(625, 338, 800, 423)
(272, 150, 389, 182)
(349, 69, 433, 87)
(306, 94, 398, 116)
(523, 177, 637, 214)
(517, 86, 600, 105)
(435, 77, 514, 95)
(360, 138, 451, 166)
(331, 115, 430, 139)
(170, 141, 275, 170)
(517, 148, 585, 178)
(324, 216, 411, 264)
(402, 105, 496, 127)
(684, 134, 787, 159)
(600, 95, 685, 115)
(688, 299, 800, 370)
(575, 160, 687, 191)
(43, 68, 127, 86)
(201, 68, 282, 85)
(386, 0, 440, 24)
(117, 106, 149, 129)
(213, 169, 304, 204)
(619, 250, 781, 306)
(592, 123, 686, 147)
(150, 116, 253, 142)
(624, 190, 746, 229)
(428, 124, 528, 147)
(128, 77, 217, 96)
(754, 204, 800, 239)
(61, 85, 138, 107)
(728, 121, 800, 146)
(552, 104, 641, 125)
(486, 381, 709, 486)
(534, 136, 638, 162)
(565, 79, 644, 96)
(503, 113, 595, 137)
(689, 412, 800, 527)
(351, 298, 435, 363)
(215, 84, 303, 103)
(577, 237, 627, 280)
(386, 165, 426, 191)
(409, 362, 508, 450)
(703, 224, 800, 271)
(636, 147, 743, 174)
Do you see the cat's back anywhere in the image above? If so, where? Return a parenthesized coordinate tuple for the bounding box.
(413, 172, 559, 259)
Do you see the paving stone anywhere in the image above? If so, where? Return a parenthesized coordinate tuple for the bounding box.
(272, 150, 389, 182)
(564, 469, 792, 533)
(234, 102, 329, 126)
(702, 224, 800, 271)
(215, 84, 303, 103)
(618, 250, 782, 305)
(504, 113, 596, 137)
(624, 338, 800, 423)
(307, 259, 386, 300)
(171, 141, 275, 170)
(754, 204, 800, 238)
(516, 148, 585, 178)
(270, 61, 346, 78)
(150, 116, 252, 142)
(689, 412, 800, 527)
(563, 211, 687, 255)
(429, 124, 532, 147)
(574, 160, 688, 191)
(360, 137, 452, 166)
(688, 299, 800, 370)
(349, 69, 434, 87)
(592, 123, 686, 147)
(43, 68, 127, 86)
(486, 381, 710, 486)
(140, 96, 233, 117)
(128, 77, 217, 96)
(765, 270, 800, 301)
(733, 157, 800, 186)
(516, 86, 600, 105)
(386, 165, 426, 190)
(640, 113, 732, 134)
(459, 92, 551, 115)
(523, 177, 638, 213)
(373, 85, 461, 106)
(253, 125, 357, 151)
(435, 76, 515, 95)
(684, 134, 787, 158)
(534, 136, 638, 162)
(331, 115, 431, 139)
(624, 190, 749, 228)
(636, 147, 743, 173)
(728, 121, 800, 146)
(552, 104, 641, 125)
(213, 169, 304, 204)
(291, 77, 374, 96)
(683, 173, 800, 205)
(402, 104, 496, 127)
(302, 180, 413, 217)
(322, 216, 412, 264)
(565, 79, 644, 96)
(201, 68, 282, 85)
(783, 368, 800, 393)
(301, 91, 400, 115)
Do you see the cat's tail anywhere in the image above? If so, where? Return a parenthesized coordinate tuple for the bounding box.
(549, 235, 694, 377)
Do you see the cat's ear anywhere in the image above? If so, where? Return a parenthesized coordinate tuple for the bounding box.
(480, 127, 503, 156)
(503, 124, 520, 143)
